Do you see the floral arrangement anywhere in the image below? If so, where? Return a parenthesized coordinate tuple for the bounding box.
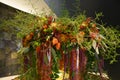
(15, 12, 120, 80)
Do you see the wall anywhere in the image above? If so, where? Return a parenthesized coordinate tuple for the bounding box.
(45, 0, 64, 16)
(0, 3, 20, 77)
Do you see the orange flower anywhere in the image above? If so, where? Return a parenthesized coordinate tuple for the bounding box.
(43, 25, 48, 29)
(50, 22, 57, 29)
(52, 37, 58, 46)
(36, 46, 40, 53)
(56, 42, 61, 50)
(81, 21, 88, 27)
(26, 34, 32, 41)
(79, 31, 85, 36)
(80, 25, 85, 29)
(30, 32, 34, 37)
(90, 32, 97, 39)
(60, 34, 67, 42)
(71, 38, 77, 43)
(90, 27, 99, 33)
(92, 23, 96, 27)
(76, 31, 85, 44)
(80, 21, 89, 29)
(86, 17, 91, 23)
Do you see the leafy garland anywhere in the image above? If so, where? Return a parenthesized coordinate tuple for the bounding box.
(2, 12, 119, 80)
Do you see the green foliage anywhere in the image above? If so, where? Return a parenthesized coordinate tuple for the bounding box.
(12, 12, 37, 38)
(0, 11, 38, 38)
(95, 12, 104, 21)
(100, 26, 120, 64)
(0, 0, 119, 79)
(18, 46, 38, 80)
(0, 10, 119, 80)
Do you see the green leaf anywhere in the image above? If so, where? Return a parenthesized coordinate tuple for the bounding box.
(17, 47, 29, 55)
(44, 54, 49, 65)
(51, 48, 57, 63)
(92, 40, 99, 54)
(101, 41, 108, 48)
(95, 46, 99, 55)
(92, 40, 96, 50)
(23, 47, 30, 54)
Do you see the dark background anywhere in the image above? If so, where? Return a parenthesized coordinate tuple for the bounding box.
(80, 0, 120, 26)
(65, 0, 120, 26)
